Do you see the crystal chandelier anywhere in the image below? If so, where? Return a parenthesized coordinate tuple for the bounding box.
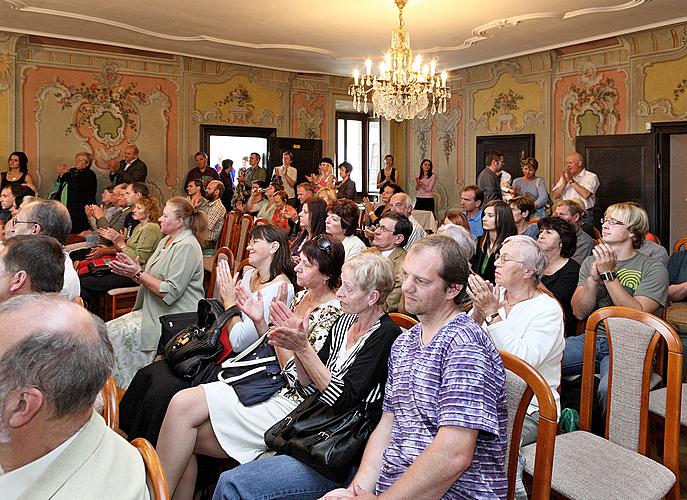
(348, 0, 451, 122)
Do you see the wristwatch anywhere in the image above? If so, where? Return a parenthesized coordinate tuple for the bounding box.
(485, 312, 500, 325)
(600, 271, 616, 282)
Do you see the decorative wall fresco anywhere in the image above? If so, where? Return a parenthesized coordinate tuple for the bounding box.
(470, 74, 543, 133)
(553, 62, 627, 177)
(292, 90, 327, 141)
(639, 55, 687, 119)
(194, 75, 285, 129)
(21, 63, 178, 194)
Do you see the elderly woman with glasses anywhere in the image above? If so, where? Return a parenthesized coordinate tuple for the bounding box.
(156, 235, 346, 499)
(467, 235, 564, 447)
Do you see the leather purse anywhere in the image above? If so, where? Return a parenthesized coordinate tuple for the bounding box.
(164, 298, 240, 380)
(216, 334, 286, 406)
(264, 393, 382, 482)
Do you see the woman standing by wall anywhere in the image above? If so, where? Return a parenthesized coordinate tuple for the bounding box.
(414, 158, 436, 212)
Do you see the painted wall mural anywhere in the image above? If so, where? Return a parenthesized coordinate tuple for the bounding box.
(470, 74, 543, 133)
(639, 55, 687, 120)
(22, 63, 178, 194)
(292, 90, 327, 141)
(194, 75, 285, 129)
(0, 47, 11, 160)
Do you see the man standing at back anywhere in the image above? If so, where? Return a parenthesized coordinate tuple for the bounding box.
(323, 235, 507, 499)
(0, 295, 149, 499)
(245, 152, 267, 185)
(203, 180, 228, 248)
(461, 185, 484, 238)
(551, 152, 600, 226)
(108, 144, 147, 185)
(185, 152, 219, 189)
(477, 151, 504, 203)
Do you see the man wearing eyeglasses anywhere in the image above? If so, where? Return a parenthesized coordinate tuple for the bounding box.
(366, 212, 412, 312)
(8, 199, 80, 301)
(564, 202, 668, 412)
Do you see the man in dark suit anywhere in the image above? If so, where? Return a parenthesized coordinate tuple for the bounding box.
(108, 145, 147, 185)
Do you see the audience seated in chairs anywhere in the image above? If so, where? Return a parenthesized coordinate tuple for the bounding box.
(318, 235, 507, 499)
(365, 212, 412, 313)
(156, 226, 320, 499)
(0, 294, 149, 498)
(0, 234, 65, 301)
(211, 253, 401, 500)
(563, 202, 668, 413)
(537, 216, 581, 337)
(290, 197, 327, 264)
(326, 199, 366, 262)
(121, 224, 298, 446)
(79, 196, 162, 310)
(105, 197, 207, 389)
(9, 199, 81, 301)
(467, 234, 565, 497)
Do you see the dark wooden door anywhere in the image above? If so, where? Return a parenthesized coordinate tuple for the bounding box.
(267, 137, 322, 185)
(575, 133, 656, 236)
(476, 134, 535, 181)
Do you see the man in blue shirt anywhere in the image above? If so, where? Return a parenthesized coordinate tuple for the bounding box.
(461, 185, 484, 238)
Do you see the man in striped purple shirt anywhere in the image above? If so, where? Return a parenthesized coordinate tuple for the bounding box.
(322, 235, 508, 499)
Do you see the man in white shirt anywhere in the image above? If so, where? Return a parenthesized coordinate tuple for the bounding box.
(272, 151, 298, 201)
(9, 200, 80, 300)
(0, 294, 148, 500)
(389, 193, 426, 249)
(551, 152, 600, 226)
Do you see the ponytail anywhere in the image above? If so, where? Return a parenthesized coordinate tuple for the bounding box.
(166, 196, 209, 245)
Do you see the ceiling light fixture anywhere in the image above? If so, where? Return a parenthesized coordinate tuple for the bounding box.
(349, 0, 451, 122)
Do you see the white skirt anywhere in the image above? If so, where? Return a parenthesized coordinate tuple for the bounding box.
(106, 310, 155, 389)
(202, 381, 301, 464)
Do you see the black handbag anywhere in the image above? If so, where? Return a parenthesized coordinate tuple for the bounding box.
(163, 298, 240, 380)
(264, 393, 382, 482)
(158, 311, 198, 353)
(216, 335, 286, 406)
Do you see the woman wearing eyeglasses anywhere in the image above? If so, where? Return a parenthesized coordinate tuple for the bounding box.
(470, 200, 517, 283)
(156, 236, 345, 499)
(211, 252, 401, 500)
(467, 235, 564, 494)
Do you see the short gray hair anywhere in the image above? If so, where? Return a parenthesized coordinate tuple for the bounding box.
(0, 295, 114, 417)
(437, 223, 476, 260)
(343, 252, 395, 304)
(503, 235, 547, 284)
(23, 200, 72, 245)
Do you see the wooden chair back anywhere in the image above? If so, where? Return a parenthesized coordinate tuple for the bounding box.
(672, 236, 687, 254)
(219, 211, 238, 250)
(501, 351, 557, 500)
(388, 312, 418, 330)
(233, 214, 254, 272)
(580, 306, 683, 495)
(255, 217, 270, 226)
(207, 247, 234, 299)
(101, 375, 119, 431)
(131, 438, 171, 500)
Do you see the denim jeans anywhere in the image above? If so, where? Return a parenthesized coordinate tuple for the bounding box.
(562, 335, 610, 411)
(212, 454, 353, 500)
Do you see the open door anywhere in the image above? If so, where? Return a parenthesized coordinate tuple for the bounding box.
(267, 137, 322, 185)
(476, 134, 535, 181)
(576, 133, 656, 236)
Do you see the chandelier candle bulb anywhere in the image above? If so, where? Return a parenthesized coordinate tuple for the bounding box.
(353, 69, 359, 85)
(365, 59, 372, 75)
(441, 71, 447, 87)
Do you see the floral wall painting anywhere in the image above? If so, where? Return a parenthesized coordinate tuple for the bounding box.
(51, 64, 148, 159)
(640, 55, 687, 119)
(471, 74, 541, 133)
(195, 75, 285, 128)
(560, 62, 620, 141)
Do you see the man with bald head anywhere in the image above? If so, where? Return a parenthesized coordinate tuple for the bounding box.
(203, 180, 228, 248)
(551, 152, 600, 226)
(0, 294, 149, 499)
(389, 192, 426, 249)
(108, 144, 147, 185)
